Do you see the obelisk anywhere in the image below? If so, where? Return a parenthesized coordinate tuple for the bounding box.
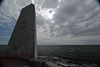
(7, 4, 37, 58)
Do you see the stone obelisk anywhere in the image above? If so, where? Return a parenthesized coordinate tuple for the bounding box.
(7, 4, 37, 58)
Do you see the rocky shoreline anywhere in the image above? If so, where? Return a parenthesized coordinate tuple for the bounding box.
(39, 56, 100, 67)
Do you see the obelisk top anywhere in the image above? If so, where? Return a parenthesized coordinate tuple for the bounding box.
(23, 3, 35, 9)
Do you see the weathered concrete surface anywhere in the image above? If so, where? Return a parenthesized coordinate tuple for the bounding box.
(7, 4, 37, 58)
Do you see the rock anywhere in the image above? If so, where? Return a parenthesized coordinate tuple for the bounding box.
(83, 64, 94, 67)
(44, 62, 61, 67)
(29, 58, 44, 62)
(28, 58, 44, 67)
(21, 65, 32, 67)
(16, 58, 61, 67)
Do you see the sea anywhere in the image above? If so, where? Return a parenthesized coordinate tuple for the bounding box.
(0, 45, 100, 67)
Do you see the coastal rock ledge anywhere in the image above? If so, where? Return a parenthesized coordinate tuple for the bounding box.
(16, 58, 61, 67)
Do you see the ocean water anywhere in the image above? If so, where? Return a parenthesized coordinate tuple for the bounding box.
(37, 45, 100, 67)
(0, 45, 100, 67)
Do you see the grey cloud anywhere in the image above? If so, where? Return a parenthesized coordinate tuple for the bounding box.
(36, 13, 45, 26)
(50, 0, 100, 38)
(36, 0, 59, 9)
(14, 0, 31, 8)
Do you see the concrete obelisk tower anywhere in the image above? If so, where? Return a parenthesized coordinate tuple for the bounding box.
(7, 4, 37, 58)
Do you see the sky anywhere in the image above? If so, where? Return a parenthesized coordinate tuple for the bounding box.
(0, 0, 100, 45)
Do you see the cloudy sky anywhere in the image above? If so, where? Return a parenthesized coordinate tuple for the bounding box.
(0, 0, 100, 45)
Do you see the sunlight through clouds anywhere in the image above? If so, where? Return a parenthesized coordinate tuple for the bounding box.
(32, 0, 34, 4)
(37, 8, 55, 20)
